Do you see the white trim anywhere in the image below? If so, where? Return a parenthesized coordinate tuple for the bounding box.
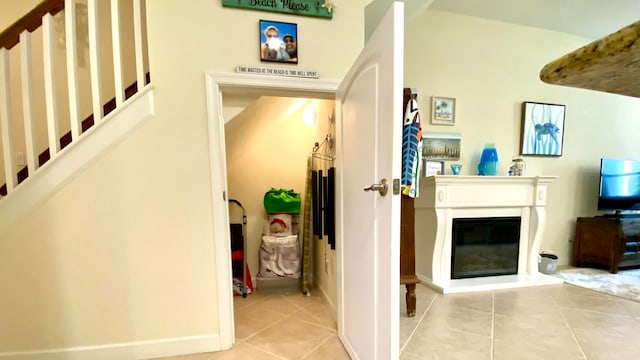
(88, 0, 104, 122)
(0, 86, 155, 230)
(208, 72, 338, 97)
(20, 30, 38, 173)
(0, 333, 221, 360)
(204, 72, 339, 350)
(111, 0, 124, 106)
(133, 0, 146, 90)
(317, 280, 338, 321)
(43, 13, 61, 156)
(65, 0, 81, 139)
(204, 73, 235, 350)
(0, 48, 16, 192)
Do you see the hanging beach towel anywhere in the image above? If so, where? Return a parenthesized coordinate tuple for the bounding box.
(401, 97, 423, 198)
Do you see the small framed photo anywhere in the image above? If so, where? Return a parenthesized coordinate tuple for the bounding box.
(422, 160, 445, 177)
(520, 101, 565, 156)
(259, 20, 298, 64)
(431, 96, 456, 125)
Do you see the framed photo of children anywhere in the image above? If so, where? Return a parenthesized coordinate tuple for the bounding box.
(259, 20, 298, 64)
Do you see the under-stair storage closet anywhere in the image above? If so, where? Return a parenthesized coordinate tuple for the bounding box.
(223, 95, 337, 298)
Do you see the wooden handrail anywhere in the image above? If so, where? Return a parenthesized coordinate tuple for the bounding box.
(0, 0, 65, 50)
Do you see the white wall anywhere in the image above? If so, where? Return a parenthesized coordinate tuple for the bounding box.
(406, 10, 640, 265)
(0, 0, 367, 355)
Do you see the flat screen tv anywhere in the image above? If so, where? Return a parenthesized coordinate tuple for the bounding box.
(598, 158, 640, 214)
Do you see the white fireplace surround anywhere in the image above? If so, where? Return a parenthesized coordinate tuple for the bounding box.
(414, 176, 563, 294)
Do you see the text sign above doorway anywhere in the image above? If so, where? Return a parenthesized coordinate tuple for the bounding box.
(235, 65, 318, 78)
(221, 0, 333, 19)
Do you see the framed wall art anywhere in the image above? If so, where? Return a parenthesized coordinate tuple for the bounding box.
(259, 20, 298, 64)
(520, 101, 565, 156)
(431, 96, 456, 125)
(422, 132, 461, 160)
(422, 160, 444, 177)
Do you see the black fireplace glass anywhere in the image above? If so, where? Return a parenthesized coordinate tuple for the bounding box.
(451, 217, 521, 279)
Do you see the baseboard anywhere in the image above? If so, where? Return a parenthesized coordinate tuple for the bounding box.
(0, 333, 223, 360)
(316, 284, 337, 323)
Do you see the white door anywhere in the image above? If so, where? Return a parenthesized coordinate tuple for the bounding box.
(336, 2, 404, 359)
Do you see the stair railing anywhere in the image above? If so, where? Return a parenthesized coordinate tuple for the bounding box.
(0, 0, 149, 198)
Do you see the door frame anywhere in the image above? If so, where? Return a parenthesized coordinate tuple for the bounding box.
(204, 72, 340, 349)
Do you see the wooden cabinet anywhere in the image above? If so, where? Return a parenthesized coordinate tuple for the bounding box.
(399, 88, 419, 317)
(400, 195, 418, 317)
(574, 216, 640, 273)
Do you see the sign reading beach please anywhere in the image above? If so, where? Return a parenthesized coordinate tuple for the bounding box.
(221, 0, 333, 19)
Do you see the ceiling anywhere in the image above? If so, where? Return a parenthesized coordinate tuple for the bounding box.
(427, 0, 640, 40)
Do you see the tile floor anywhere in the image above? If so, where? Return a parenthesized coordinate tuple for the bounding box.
(155, 282, 640, 359)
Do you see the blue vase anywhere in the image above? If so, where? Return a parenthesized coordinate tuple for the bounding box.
(478, 143, 499, 176)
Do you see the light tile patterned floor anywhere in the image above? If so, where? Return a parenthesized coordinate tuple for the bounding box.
(400, 282, 640, 360)
(153, 289, 348, 360)
(154, 282, 640, 359)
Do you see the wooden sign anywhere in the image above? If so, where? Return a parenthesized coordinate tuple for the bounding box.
(222, 0, 333, 19)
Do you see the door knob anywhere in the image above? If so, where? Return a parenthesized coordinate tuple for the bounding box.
(363, 178, 388, 196)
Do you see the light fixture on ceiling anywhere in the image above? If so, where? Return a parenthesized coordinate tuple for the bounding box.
(303, 102, 317, 126)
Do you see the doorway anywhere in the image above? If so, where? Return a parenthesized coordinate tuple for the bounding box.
(205, 72, 339, 348)
(224, 93, 337, 300)
(223, 91, 345, 356)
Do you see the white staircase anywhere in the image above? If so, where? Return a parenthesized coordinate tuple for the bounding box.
(0, 0, 153, 229)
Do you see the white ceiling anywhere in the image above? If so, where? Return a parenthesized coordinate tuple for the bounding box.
(427, 0, 640, 40)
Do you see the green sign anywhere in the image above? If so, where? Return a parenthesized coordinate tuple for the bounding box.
(222, 0, 333, 19)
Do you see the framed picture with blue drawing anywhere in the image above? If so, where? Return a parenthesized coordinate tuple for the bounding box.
(259, 20, 298, 64)
(431, 96, 456, 125)
(520, 101, 566, 156)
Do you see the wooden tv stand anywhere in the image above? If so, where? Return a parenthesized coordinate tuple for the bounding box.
(573, 216, 640, 273)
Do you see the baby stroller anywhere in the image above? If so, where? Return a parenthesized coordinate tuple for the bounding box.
(229, 199, 253, 297)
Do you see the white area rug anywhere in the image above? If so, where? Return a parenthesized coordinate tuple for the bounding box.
(553, 267, 640, 302)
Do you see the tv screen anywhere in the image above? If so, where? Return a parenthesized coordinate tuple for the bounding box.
(598, 158, 640, 212)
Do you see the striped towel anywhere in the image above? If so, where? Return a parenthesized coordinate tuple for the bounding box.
(401, 98, 423, 198)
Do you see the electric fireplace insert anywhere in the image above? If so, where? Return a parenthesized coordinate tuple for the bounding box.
(451, 217, 521, 279)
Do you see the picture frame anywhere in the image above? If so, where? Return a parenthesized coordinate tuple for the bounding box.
(520, 101, 566, 157)
(259, 20, 298, 64)
(431, 96, 456, 125)
(422, 160, 445, 177)
(422, 132, 461, 160)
